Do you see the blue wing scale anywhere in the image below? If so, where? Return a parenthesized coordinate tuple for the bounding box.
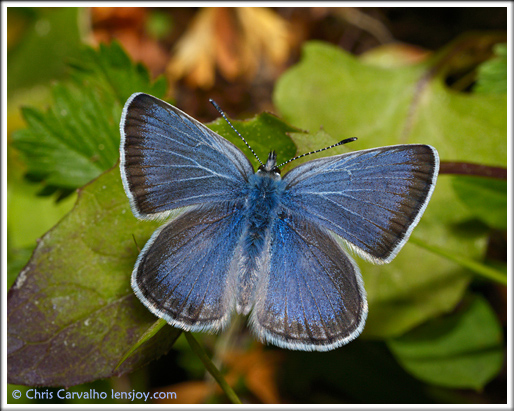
(120, 93, 254, 219)
(132, 202, 246, 331)
(282, 145, 439, 263)
(251, 209, 368, 351)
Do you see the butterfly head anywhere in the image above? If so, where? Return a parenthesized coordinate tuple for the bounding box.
(257, 151, 281, 178)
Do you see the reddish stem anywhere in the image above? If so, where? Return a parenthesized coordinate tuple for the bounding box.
(440, 161, 507, 180)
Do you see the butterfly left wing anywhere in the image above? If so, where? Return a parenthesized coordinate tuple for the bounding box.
(120, 93, 254, 220)
(250, 209, 367, 351)
(281, 144, 439, 263)
(132, 201, 246, 331)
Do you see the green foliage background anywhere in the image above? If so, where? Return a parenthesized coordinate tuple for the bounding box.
(7, 7, 506, 405)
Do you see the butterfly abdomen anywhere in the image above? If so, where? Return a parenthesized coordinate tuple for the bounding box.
(236, 173, 286, 313)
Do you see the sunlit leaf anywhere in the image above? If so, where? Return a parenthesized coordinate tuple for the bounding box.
(13, 83, 120, 190)
(409, 236, 507, 286)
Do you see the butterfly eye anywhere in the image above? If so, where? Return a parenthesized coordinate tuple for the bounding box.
(257, 164, 281, 178)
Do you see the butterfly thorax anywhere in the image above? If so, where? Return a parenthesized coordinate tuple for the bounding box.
(245, 166, 285, 251)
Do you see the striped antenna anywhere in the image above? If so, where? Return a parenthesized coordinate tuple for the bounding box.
(277, 137, 358, 168)
(209, 99, 264, 166)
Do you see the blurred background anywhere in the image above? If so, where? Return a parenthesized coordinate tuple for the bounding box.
(8, 7, 508, 120)
(7, 6, 507, 405)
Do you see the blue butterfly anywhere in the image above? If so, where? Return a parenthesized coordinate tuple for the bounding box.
(120, 93, 439, 351)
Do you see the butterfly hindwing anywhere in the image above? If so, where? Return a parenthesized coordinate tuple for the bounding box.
(120, 93, 254, 219)
(250, 208, 368, 351)
(132, 201, 246, 331)
(282, 144, 439, 263)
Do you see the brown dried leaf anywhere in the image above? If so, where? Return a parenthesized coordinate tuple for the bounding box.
(155, 344, 282, 404)
(167, 7, 291, 89)
(167, 8, 217, 88)
(222, 344, 282, 404)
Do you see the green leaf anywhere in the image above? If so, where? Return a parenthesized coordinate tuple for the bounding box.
(12, 42, 168, 195)
(7, 246, 33, 290)
(207, 111, 299, 170)
(409, 236, 507, 286)
(474, 43, 507, 95)
(7, 165, 78, 250)
(7, 8, 84, 97)
(14, 83, 120, 189)
(7, 167, 179, 387)
(274, 41, 506, 166)
(273, 40, 506, 338)
(451, 176, 507, 230)
(387, 294, 504, 390)
(146, 10, 174, 40)
(7, 113, 295, 387)
(115, 318, 175, 371)
(67, 42, 168, 104)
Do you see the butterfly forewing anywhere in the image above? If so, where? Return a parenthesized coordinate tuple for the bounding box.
(282, 145, 439, 263)
(120, 93, 254, 219)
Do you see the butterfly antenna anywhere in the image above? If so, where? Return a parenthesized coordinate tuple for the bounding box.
(277, 137, 358, 168)
(209, 99, 264, 166)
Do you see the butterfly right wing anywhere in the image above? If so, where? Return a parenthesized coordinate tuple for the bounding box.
(120, 93, 254, 220)
(281, 145, 439, 264)
(250, 208, 367, 351)
(132, 201, 246, 331)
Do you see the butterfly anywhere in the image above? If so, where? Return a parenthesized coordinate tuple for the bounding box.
(120, 93, 439, 351)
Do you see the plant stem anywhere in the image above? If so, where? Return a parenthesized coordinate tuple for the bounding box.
(410, 236, 507, 286)
(185, 332, 242, 404)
